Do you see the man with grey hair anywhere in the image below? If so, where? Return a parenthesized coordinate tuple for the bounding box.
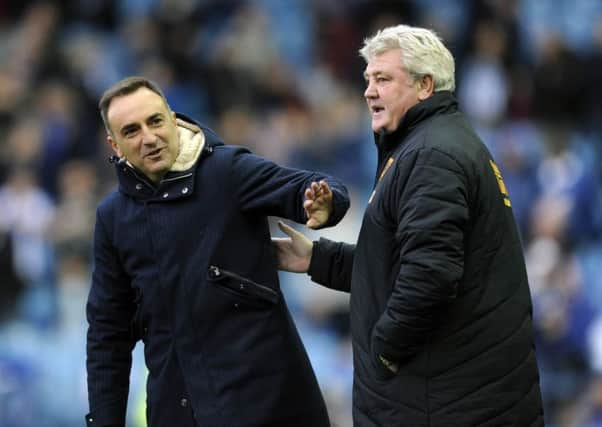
(273, 24, 544, 426)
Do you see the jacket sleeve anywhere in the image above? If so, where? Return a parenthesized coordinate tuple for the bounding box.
(86, 209, 137, 427)
(229, 147, 350, 228)
(307, 237, 355, 293)
(371, 148, 469, 364)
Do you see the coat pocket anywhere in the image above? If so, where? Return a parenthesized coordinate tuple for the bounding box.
(207, 265, 279, 306)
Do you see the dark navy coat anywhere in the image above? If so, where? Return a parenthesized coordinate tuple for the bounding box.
(86, 119, 349, 427)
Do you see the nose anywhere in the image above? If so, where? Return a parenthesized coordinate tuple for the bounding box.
(140, 125, 157, 145)
(364, 80, 377, 99)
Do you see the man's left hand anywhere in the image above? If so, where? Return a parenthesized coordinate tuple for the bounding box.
(304, 180, 333, 229)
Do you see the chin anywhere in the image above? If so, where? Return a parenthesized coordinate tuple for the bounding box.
(372, 124, 387, 133)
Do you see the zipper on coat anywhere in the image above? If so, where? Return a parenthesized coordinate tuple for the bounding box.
(208, 266, 279, 303)
(374, 129, 394, 188)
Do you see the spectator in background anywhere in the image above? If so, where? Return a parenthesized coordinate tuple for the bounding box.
(0, 229, 24, 323)
(52, 160, 98, 265)
(0, 167, 56, 327)
(273, 24, 544, 426)
(532, 33, 586, 127)
(85, 76, 350, 427)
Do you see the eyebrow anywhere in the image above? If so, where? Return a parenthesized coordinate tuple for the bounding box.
(147, 113, 164, 122)
(364, 71, 386, 80)
(120, 123, 139, 136)
(119, 113, 165, 135)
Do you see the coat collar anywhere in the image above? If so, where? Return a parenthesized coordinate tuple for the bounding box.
(374, 91, 458, 152)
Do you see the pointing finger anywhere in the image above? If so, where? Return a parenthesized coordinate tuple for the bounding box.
(278, 221, 303, 238)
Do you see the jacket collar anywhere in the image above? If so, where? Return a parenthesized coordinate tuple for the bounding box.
(374, 91, 458, 152)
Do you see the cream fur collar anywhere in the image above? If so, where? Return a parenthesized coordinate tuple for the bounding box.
(171, 118, 206, 172)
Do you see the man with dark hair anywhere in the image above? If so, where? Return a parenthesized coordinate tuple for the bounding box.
(86, 76, 349, 427)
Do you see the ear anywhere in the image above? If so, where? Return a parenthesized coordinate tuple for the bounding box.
(106, 134, 123, 158)
(417, 75, 434, 101)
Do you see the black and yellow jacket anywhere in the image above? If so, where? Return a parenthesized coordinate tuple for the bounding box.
(309, 92, 544, 427)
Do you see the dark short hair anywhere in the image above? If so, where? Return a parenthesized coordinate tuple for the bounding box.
(99, 76, 169, 133)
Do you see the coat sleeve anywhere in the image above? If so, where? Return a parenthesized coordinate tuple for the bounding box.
(371, 148, 469, 364)
(308, 237, 355, 293)
(229, 147, 350, 228)
(86, 208, 137, 427)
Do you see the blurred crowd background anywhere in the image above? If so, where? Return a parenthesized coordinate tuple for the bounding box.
(0, 0, 601, 426)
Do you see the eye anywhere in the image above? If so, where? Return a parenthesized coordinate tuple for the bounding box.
(150, 116, 163, 126)
(122, 127, 138, 138)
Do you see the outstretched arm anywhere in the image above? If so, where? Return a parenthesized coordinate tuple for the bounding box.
(230, 148, 349, 227)
(272, 221, 355, 293)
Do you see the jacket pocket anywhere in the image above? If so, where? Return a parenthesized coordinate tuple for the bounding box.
(207, 265, 279, 306)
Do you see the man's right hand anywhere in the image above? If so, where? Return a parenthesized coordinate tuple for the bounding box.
(272, 221, 313, 273)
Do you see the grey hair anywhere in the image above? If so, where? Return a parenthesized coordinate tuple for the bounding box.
(359, 24, 455, 92)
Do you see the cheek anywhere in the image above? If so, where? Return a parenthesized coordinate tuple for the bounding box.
(389, 100, 406, 119)
(393, 95, 415, 117)
(122, 142, 141, 160)
(383, 91, 402, 111)
(170, 136, 180, 156)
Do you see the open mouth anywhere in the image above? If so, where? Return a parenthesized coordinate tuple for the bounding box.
(145, 147, 163, 158)
(372, 106, 384, 114)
